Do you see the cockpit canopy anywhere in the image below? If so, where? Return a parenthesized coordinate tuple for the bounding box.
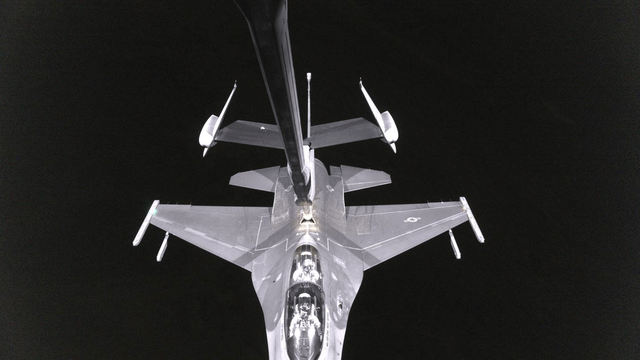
(285, 245, 325, 360)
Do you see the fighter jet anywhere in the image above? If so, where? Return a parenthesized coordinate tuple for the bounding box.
(133, 0, 485, 359)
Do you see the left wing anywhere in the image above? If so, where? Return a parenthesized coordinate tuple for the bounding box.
(215, 120, 284, 149)
(134, 202, 276, 271)
(344, 197, 484, 270)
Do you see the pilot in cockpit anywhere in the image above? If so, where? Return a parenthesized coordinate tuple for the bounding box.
(289, 293, 322, 338)
(288, 304, 302, 337)
(292, 259, 319, 282)
(308, 303, 321, 335)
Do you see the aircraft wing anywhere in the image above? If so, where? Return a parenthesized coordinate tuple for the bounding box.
(344, 198, 483, 270)
(215, 120, 284, 149)
(141, 204, 275, 271)
(308, 117, 382, 148)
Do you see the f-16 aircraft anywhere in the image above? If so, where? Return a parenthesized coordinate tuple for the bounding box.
(133, 0, 485, 359)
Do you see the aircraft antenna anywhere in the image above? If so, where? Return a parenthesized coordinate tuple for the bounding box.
(306, 72, 311, 139)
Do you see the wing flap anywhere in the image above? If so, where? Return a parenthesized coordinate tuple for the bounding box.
(345, 201, 472, 270)
(148, 204, 274, 271)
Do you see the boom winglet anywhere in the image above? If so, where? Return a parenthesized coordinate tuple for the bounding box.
(199, 81, 237, 156)
(359, 79, 399, 153)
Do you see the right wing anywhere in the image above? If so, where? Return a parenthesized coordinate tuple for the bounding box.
(308, 117, 382, 148)
(344, 197, 484, 270)
(134, 202, 277, 271)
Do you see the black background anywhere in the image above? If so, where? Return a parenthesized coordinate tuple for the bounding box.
(2, 1, 639, 358)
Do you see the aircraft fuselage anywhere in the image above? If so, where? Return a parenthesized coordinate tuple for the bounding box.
(250, 159, 363, 360)
(134, 0, 485, 358)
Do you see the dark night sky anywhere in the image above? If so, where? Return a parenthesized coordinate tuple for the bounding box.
(2, 1, 639, 359)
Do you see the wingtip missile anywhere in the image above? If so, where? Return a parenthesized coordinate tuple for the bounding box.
(133, 200, 160, 246)
(156, 232, 169, 262)
(449, 229, 461, 259)
(459, 197, 485, 243)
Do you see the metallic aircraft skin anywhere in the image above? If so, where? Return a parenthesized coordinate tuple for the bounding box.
(250, 161, 364, 360)
(234, 0, 310, 204)
(133, 0, 485, 359)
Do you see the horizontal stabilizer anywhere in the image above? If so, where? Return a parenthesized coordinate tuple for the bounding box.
(229, 166, 281, 192)
(308, 117, 383, 148)
(215, 120, 284, 149)
(331, 165, 391, 192)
